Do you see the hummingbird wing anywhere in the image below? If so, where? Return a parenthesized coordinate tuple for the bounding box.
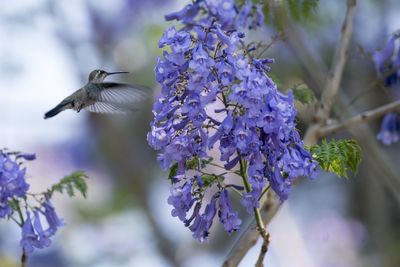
(97, 83, 149, 104)
(85, 102, 132, 114)
(84, 83, 149, 114)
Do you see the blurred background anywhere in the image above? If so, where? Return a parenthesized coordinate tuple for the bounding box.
(0, 0, 399, 266)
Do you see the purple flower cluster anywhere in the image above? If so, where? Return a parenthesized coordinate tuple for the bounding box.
(0, 151, 64, 254)
(20, 196, 64, 254)
(165, 0, 264, 31)
(0, 152, 31, 218)
(148, 1, 317, 241)
(372, 32, 400, 145)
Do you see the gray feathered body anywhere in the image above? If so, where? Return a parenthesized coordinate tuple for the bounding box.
(44, 75, 148, 119)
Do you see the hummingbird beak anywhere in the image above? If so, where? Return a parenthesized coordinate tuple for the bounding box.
(106, 71, 129, 76)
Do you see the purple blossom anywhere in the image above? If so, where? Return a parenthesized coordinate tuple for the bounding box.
(149, 1, 318, 241)
(42, 197, 65, 236)
(0, 150, 68, 255)
(372, 34, 399, 75)
(0, 153, 30, 218)
(218, 190, 241, 233)
(377, 112, 400, 145)
(189, 196, 217, 242)
(20, 211, 51, 254)
(372, 31, 400, 145)
(168, 182, 194, 221)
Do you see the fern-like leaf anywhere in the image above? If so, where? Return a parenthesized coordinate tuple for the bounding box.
(49, 171, 89, 198)
(310, 139, 361, 178)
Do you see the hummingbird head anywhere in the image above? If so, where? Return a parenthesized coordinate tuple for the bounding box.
(88, 69, 129, 83)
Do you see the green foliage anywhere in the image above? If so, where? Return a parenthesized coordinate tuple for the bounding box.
(168, 157, 214, 181)
(49, 171, 89, 198)
(168, 163, 178, 181)
(292, 84, 316, 105)
(262, 0, 319, 29)
(310, 139, 361, 178)
(200, 174, 223, 188)
(302, 0, 319, 18)
(7, 198, 19, 211)
(287, 0, 319, 21)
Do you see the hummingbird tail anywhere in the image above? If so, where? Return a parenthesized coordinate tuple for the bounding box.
(44, 101, 72, 119)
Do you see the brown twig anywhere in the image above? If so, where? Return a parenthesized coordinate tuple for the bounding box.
(304, 0, 357, 145)
(319, 99, 400, 136)
(255, 233, 271, 267)
(222, 191, 280, 267)
(21, 250, 27, 267)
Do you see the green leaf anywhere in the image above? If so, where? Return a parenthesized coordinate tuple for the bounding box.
(284, 0, 319, 22)
(302, 0, 319, 19)
(7, 198, 19, 212)
(200, 174, 224, 188)
(310, 139, 361, 178)
(186, 157, 198, 169)
(292, 84, 316, 105)
(168, 163, 178, 181)
(186, 157, 214, 170)
(49, 171, 89, 198)
(288, 0, 301, 21)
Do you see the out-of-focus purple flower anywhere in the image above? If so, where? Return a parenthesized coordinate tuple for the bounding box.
(372, 34, 398, 75)
(372, 31, 400, 145)
(0, 153, 30, 218)
(377, 112, 400, 145)
(165, 3, 200, 24)
(16, 153, 36, 161)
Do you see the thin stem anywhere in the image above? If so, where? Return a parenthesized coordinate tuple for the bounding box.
(258, 185, 271, 201)
(15, 199, 24, 224)
(238, 158, 251, 192)
(238, 157, 269, 263)
(21, 250, 27, 267)
(9, 216, 22, 227)
(208, 162, 226, 170)
(256, 32, 285, 58)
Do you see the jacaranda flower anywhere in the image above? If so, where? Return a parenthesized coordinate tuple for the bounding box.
(148, 0, 318, 242)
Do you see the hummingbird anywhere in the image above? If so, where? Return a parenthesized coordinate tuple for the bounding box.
(44, 69, 149, 119)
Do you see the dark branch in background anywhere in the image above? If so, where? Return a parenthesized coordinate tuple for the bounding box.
(319, 99, 400, 136)
(304, 0, 356, 145)
(222, 0, 357, 266)
(223, 191, 280, 267)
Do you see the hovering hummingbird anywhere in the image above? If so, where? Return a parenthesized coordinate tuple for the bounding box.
(44, 69, 149, 119)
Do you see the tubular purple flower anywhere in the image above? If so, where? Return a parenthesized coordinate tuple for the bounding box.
(218, 190, 241, 233)
(42, 197, 65, 236)
(377, 112, 400, 145)
(372, 34, 399, 75)
(20, 212, 38, 254)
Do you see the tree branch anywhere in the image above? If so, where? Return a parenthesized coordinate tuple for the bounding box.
(316, 0, 357, 121)
(319, 99, 400, 136)
(222, 191, 280, 267)
(305, 0, 356, 145)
